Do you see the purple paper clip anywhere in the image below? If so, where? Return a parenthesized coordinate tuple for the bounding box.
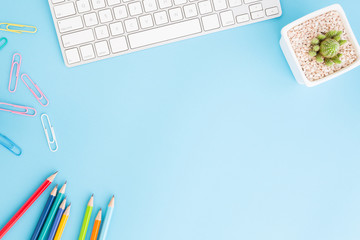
(21, 73, 49, 107)
(0, 102, 37, 117)
(9, 53, 22, 93)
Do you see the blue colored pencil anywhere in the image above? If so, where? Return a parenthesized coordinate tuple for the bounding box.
(47, 198, 67, 240)
(98, 196, 115, 240)
(30, 185, 58, 240)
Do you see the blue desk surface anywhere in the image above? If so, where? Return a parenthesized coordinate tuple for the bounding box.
(1, 0, 360, 239)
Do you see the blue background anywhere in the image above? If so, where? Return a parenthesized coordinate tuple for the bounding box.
(1, 0, 360, 239)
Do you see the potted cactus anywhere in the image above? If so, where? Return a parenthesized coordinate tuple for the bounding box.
(280, 4, 360, 87)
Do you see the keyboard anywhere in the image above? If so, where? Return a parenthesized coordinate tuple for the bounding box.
(48, 0, 282, 67)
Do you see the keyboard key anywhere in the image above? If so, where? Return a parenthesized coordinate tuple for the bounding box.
(236, 13, 249, 23)
(184, 4, 198, 18)
(174, 0, 186, 5)
(65, 48, 80, 64)
(198, 1, 212, 14)
(202, 14, 219, 31)
(266, 7, 279, 16)
(84, 13, 99, 26)
(62, 29, 95, 47)
(124, 18, 139, 32)
(99, 9, 113, 23)
(244, 0, 260, 3)
(52, 0, 65, 3)
(169, 7, 183, 21)
(113, 6, 128, 19)
(158, 0, 172, 9)
(110, 22, 124, 35)
(220, 10, 234, 26)
(128, 19, 201, 48)
(95, 25, 110, 39)
(107, 0, 121, 5)
(154, 11, 169, 25)
(80, 44, 95, 60)
(95, 41, 110, 56)
(213, 0, 227, 11)
(143, 0, 158, 12)
(110, 37, 129, 53)
(249, 3, 262, 12)
(139, 15, 154, 28)
(54, 3, 76, 18)
(128, 2, 143, 16)
(228, 0, 241, 7)
(58, 16, 83, 33)
(76, 0, 91, 13)
(251, 10, 264, 19)
(91, 0, 106, 9)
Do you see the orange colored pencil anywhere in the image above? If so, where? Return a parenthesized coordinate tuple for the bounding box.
(90, 209, 102, 240)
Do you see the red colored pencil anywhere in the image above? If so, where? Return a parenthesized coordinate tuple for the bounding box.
(0, 172, 58, 239)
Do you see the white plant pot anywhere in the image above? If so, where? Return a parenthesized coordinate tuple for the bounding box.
(280, 4, 360, 87)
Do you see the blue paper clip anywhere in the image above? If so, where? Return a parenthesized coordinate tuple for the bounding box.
(0, 133, 22, 156)
(41, 114, 58, 152)
(0, 37, 7, 50)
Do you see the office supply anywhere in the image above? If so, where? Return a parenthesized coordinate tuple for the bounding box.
(98, 196, 114, 240)
(47, 198, 67, 240)
(0, 172, 58, 239)
(21, 74, 50, 106)
(48, 0, 282, 67)
(0, 37, 7, 50)
(53, 204, 71, 240)
(78, 195, 94, 240)
(38, 182, 67, 240)
(90, 209, 102, 240)
(0, 102, 36, 116)
(0, 22, 37, 34)
(41, 114, 59, 152)
(0, 133, 22, 156)
(31, 185, 58, 240)
(9, 53, 22, 93)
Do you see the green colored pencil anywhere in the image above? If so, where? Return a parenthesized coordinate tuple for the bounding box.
(38, 182, 66, 240)
(78, 194, 94, 240)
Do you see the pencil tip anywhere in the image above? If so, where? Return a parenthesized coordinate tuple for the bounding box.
(48, 171, 58, 182)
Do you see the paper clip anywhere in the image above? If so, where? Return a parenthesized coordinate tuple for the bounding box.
(0, 102, 37, 117)
(0, 133, 22, 156)
(21, 74, 49, 107)
(9, 53, 22, 93)
(0, 37, 7, 50)
(0, 23, 37, 34)
(41, 114, 58, 152)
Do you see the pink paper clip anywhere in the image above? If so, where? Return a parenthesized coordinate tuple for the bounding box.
(9, 53, 22, 93)
(0, 102, 37, 117)
(21, 73, 49, 107)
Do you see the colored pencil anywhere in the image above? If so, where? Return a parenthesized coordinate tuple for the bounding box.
(31, 185, 58, 240)
(78, 195, 94, 240)
(98, 196, 115, 240)
(0, 172, 58, 239)
(53, 204, 71, 240)
(38, 182, 67, 240)
(90, 209, 102, 240)
(47, 198, 67, 240)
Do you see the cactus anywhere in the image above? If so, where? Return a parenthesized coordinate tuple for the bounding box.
(308, 30, 347, 66)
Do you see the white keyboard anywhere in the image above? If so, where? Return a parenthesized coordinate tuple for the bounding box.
(48, 0, 282, 67)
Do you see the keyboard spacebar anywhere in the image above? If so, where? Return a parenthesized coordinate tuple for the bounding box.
(128, 19, 202, 49)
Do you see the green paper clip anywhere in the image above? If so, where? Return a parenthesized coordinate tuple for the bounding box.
(0, 22, 37, 34)
(0, 37, 7, 50)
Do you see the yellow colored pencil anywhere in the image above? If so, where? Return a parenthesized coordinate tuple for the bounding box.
(53, 204, 71, 240)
